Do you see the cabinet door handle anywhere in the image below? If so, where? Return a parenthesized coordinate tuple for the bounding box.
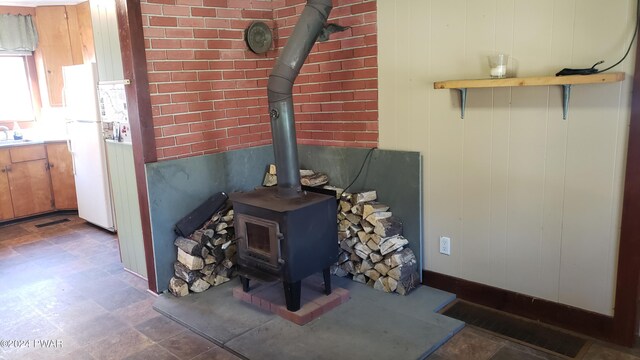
(49, 163, 55, 168)
(5, 165, 10, 172)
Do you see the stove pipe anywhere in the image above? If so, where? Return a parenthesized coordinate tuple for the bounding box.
(267, 0, 333, 198)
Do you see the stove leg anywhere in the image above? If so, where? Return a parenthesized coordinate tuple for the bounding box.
(283, 281, 301, 312)
(322, 267, 332, 295)
(240, 275, 250, 293)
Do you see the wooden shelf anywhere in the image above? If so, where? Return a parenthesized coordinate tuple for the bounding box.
(433, 72, 625, 119)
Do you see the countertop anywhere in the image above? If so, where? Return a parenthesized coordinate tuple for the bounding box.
(0, 139, 67, 148)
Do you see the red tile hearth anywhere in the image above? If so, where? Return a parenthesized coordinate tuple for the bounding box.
(232, 275, 349, 325)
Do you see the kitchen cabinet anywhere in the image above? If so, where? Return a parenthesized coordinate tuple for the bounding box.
(8, 159, 54, 217)
(0, 149, 14, 221)
(7, 145, 53, 218)
(34, 3, 95, 107)
(0, 142, 78, 223)
(46, 143, 77, 210)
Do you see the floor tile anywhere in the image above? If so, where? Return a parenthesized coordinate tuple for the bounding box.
(582, 343, 640, 360)
(191, 347, 243, 360)
(135, 315, 187, 342)
(159, 331, 216, 359)
(85, 327, 153, 360)
(434, 327, 503, 360)
(111, 297, 159, 326)
(65, 313, 128, 345)
(93, 286, 149, 311)
(123, 344, 180, 360)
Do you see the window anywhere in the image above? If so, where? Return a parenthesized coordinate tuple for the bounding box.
(0, 56, 35, 121)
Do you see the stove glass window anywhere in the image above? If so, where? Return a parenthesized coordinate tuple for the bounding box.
(246, 222, 271, 254)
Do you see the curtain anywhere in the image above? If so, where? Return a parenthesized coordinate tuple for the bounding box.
(0, 14, 38, 52)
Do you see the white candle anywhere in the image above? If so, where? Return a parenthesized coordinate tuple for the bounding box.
(490, 65, 506, 78)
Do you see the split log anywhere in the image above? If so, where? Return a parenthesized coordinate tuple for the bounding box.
(365, 269, 381, 281)
(387, 277, 398, 292)
(365, 212, 392, 227)
(177, 248, 204, 270)
(222, 215, 234, 222)
(374, 262, 390, 276)
(340, 240, 354, 253)
(340, 261, 356, 274)
(301, 173, 329, 187)
(215, 222, 228, 232)
(345, 213, 362, 225)
(360, 219, 374, 233)
(299, 169, 314, 177)
(353, 274, 367, 283)
(201, 264, 216, 276)
(373, 277, 392, 293)
(338, 212, 346, 221)
(189, 278, 211, 292)
(353, 190, 377, 204)
(388, 263, 417, 282)
(350, 203, 364, 216)
(354, 242, 372, 259)
(212, 275, 231, 286)
(366, 239, 379, 252)
(203, 229, 215, 241)
(379, 235, 409, 255)
(338, 231, 350, 241)
(338, 219, 352, 232)
(366, 279, 376, 287)
(331, 264, 349, 277)
(369, 234, 382, 245)
(396, 272, 420, 295)
(362, 203, 390, 219)
(357, 231, 369, 244)
(222, 259, 234, 269)
(350, 252, 361, 262)
(174, 237, 203, 256)
(340, 200, 352, 213)
(174, 262, 199, 283)
(369, 252, 383, 263)
(360, 259, 374, 272)
(224, 244, 237, 259)
(169, 277, 189, 297)
(384, 248, 416, 268)
(338, 251, 350, 264)
(191, 230, 204, 243)
(204, 254, 216, 265)
(348, 223, 363, 234)
(263, 173, 277, 187)
(374, 217, 403, 238)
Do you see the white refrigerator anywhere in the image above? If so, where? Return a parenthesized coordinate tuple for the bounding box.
(63, 63, 116, 232)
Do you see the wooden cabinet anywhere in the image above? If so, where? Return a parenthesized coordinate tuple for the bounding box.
(46, 143, 77, 210)
(0, 149, 14, 221)
(34, 2, 95, 107)
(8, 159, 54, 217)
(0, 142, 78, 223)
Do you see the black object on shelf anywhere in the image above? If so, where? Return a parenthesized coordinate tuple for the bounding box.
(174, 192, 229, 237)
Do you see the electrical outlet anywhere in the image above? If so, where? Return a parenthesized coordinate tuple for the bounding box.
(439, 236, 451, 255)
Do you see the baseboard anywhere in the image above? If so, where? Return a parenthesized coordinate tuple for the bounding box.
(423, 270, 615, 342)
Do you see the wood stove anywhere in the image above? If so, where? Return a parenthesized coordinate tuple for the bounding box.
(230, 0, 337, 312)
(231, 187, 337, 311)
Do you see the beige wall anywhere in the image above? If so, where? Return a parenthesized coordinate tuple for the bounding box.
(378, 0, 635, 316)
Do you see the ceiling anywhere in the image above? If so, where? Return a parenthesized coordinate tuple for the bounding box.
(1, 0, 83, 6)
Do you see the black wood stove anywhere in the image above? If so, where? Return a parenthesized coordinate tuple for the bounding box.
(230, 0, 337, 312)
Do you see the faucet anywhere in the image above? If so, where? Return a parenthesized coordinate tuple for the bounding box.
(0, 126, 8, 141)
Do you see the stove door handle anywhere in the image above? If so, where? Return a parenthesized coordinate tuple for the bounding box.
(277, 232, 285, 265)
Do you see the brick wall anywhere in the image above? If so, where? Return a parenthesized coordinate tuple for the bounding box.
(142, 0, 377, 160)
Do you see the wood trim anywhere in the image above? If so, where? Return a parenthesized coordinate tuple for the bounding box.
(24, 55, 42, 121)
(611, 36, 640, 346)
(115, 0, 158, 293)
(423, 270, 615, 342)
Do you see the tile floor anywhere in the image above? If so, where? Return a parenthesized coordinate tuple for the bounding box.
(0, 214, 239, 360)
(1, 214, 639, 360)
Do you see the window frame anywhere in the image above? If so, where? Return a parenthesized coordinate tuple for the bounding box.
(0, 54, 41, 122)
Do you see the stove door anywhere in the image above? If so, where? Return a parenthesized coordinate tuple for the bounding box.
(236, 213, 282, 271)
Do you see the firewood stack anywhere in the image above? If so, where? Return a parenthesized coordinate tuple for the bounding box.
(331, 190, 420, 295)
(168, 207, 237, 297)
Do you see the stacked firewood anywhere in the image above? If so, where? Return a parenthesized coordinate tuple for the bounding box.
(263, 164, 329, 188)
(169, 207, 237, 297)
(331, 190, 420, 295)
